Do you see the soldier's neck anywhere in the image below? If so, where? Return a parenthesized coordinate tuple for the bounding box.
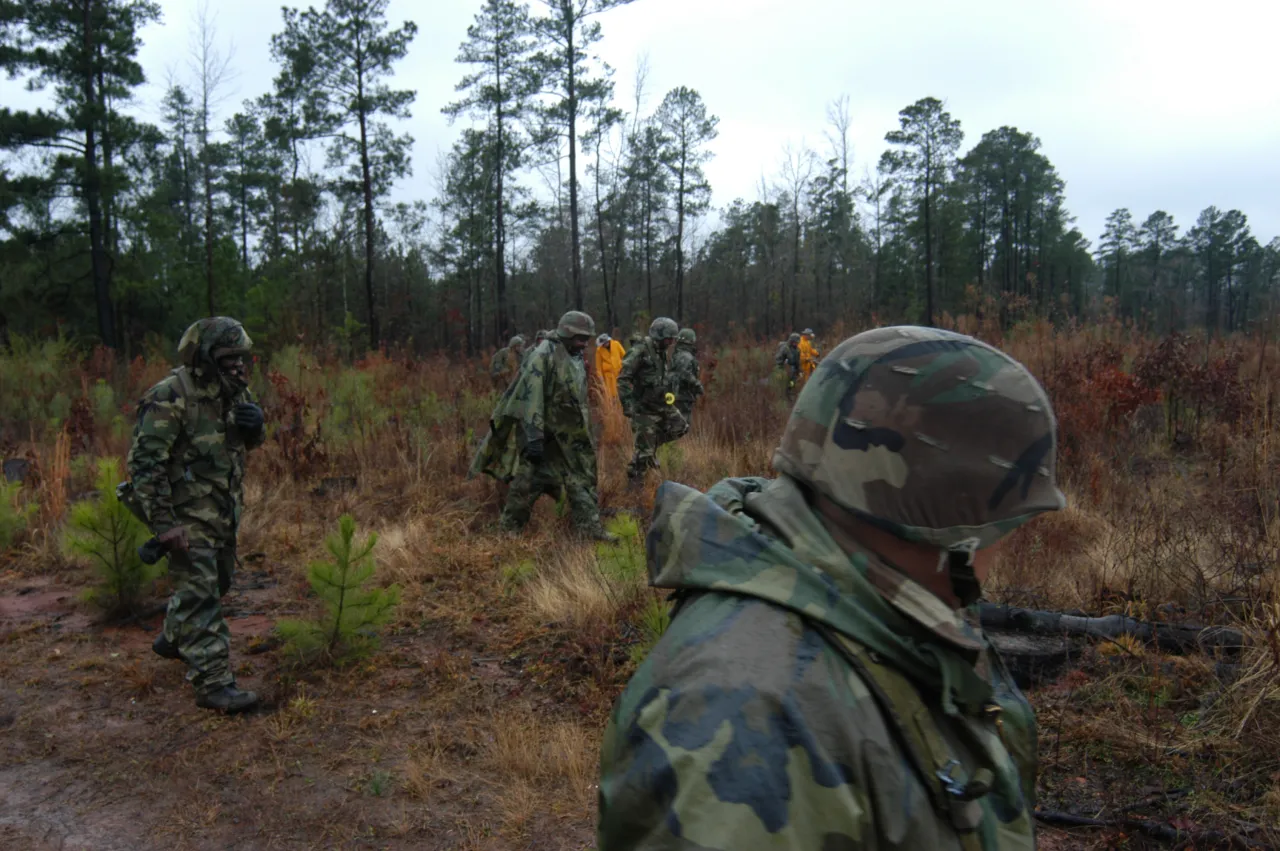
(811, 493, 964, 609)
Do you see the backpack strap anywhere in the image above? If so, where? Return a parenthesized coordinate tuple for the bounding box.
(813, 622, 991, 849)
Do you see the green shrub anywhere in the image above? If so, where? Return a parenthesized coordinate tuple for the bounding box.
(323, 370, 389, 447)
(277, 514, 400, 664)
(62, 458, 161, 615)
(595, 513, 645, 586)
(629, 596, 672, 664)
(90, 380, 117, 428)
(0, 480, 36, 553)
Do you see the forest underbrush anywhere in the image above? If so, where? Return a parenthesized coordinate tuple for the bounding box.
(2, 319, 1279, 849)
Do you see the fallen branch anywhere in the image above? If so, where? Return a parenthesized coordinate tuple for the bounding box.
(980, 603, 1246, 655)
(1034, 809, 1267, 849)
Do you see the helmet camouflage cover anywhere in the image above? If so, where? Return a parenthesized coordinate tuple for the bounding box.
(773, 326, 1065, 551)
(509, 335, 525, 348)
(677, 328, 696, 344)
(788, 332, 801, 344)
(177, 317, 252, 370)
(556, 310, 596, 339)
(649, 317, 679, 341)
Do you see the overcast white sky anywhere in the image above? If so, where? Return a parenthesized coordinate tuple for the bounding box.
(10, 0, 1280, 247)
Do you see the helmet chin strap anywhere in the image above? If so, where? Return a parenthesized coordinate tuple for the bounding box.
(939, 538, 983, 607)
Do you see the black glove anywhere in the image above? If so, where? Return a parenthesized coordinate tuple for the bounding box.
(233, 402, 264, 432)
(523, 438, 544, 463)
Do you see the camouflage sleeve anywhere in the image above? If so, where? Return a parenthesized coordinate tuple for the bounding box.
(125, 384, 183, 533)
(489, 349, 506, 378)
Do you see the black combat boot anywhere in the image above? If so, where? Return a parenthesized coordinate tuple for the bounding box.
(152, 633, 181, 660)
(196, 685, 259, 713)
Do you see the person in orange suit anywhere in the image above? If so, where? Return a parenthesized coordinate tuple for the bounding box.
(799, 328, 820, 382)
(595, 333, 626, 399)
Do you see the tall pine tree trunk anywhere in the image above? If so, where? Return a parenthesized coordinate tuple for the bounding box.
(565, 23, 583, 310)
(83, 0, 115, 348)
(494, 66, 509, 338)
(358, 93, 379, 351)
(675, 165, 686, 322)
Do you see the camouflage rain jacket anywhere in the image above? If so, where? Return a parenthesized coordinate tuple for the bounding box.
(618, 337, 670, 417)
(470, 338, 597, 482)
(669, 342, 704, 411)
(599, 475, 1037, 851)
(127, 365, 264, 546)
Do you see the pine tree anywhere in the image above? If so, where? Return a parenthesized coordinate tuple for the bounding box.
(277, 514, 400, 664)
(62, 458, 159, 616)
(270, 0, 418, 352)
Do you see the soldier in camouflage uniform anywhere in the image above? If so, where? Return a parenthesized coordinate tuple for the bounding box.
(669, 327, 704, 424)
(775, 331, 802, 398)
(599, 326, 1066, 850)
(470, 311, 615, 542)
(490, 335, 525, 389)
(618, 317, 688, 485)
(126, 317, 266, 713)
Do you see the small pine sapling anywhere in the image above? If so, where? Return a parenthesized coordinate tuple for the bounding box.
(62, 458, 161, 616)
(277, 514, 400, 664)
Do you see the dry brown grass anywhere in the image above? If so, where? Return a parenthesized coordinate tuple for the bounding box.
(4, 324, 1280, 846)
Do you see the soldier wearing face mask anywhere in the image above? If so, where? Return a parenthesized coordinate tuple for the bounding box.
(124, 317, 266, 713)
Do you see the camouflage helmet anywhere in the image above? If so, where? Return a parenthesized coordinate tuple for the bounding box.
(649, 317, 679, 341)
(773, 326, 1065, 552)
(509, 335, 525, 349)
(788, 332, 801, 344)
(677, 328, 697, 344)
(177, 317, 252, 371)
(535, 329, 552, 343)
(556, 310, 595, 340)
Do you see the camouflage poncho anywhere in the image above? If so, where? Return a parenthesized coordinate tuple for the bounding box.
(470, 338, 596, 483)
(598, 475, 1037, 850)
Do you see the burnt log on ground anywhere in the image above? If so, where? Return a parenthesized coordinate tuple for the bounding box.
(979, 603, 1246, 656)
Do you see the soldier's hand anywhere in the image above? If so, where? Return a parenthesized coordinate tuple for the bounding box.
(233, 402, 265, 432)
(157, 525, 190, 554)
(523, 439, 544, 463)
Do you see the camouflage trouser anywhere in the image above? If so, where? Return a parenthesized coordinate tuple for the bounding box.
(627, 408, 689, 479)
(162, 543, 236, 695)
(501, 459, 602, 533)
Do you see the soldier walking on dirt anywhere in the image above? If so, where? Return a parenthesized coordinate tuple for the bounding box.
(599, 326, 1065, 849)
(669, 328, 704, 426)
(775, 331, 802, 399)
(490, 335, 525, 389)
(470, 311, 616, 542)
(124, 317, 266, 713)
(618, 317, 688, 486)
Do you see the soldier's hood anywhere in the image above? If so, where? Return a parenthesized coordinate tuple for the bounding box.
(646, 475, 995, 716)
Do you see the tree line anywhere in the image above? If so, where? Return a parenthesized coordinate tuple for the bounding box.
(2, 0, 1277, 358)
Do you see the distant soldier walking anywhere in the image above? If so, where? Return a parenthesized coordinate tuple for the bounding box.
(470, 311, 615, 542)
(618, 317, 687, 485)
(669, 328, 704, 425)
(125, 317, 265, 713)
(490, 335, 525, 389)
(775, 332, 802, 398)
